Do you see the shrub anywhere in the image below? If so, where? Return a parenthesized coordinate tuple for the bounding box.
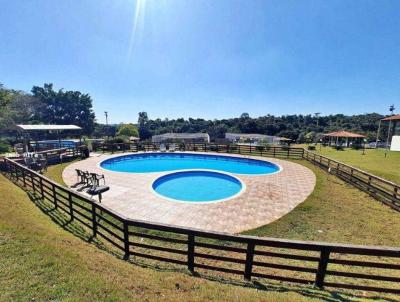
(0, 139, 11, 153)
(351, 144, 362, 150)
(307, 145, 316, 151)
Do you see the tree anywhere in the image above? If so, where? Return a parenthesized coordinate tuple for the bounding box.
(138, 112, 151, 140)
(117, 123, 139, 137)
(31, 83, 96, 134)
(0, 83, 12, 112)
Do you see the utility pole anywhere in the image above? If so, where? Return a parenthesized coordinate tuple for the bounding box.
(104, 111, 109, 138)
(104, 111, 109, 125)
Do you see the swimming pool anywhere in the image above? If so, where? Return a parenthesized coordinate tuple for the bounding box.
(152, 171, 243, 202)
(100, 153, 280, 175)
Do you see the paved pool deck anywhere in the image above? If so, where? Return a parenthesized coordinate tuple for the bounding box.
(62, 152, 316, 234)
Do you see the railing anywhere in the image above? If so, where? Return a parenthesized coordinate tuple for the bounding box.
(92, 142, 304, 159)
(2, 158, 399, 295)
(91, 141, 400, 211)
(303, 150, 400, 211)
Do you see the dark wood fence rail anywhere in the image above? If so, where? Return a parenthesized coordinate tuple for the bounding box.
(91, 142, 399, 211)
(92, 142, 304, 159)
(2, 158, 399, 294)
(303, 150, 400, 211)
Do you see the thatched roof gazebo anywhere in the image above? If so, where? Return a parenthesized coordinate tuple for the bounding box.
(323, 130, 365, 147)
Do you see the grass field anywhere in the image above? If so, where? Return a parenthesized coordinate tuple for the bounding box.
(1, 158, 400, 301)
(244, 160, 400, 247)
(302, 145, 400, 184)
(1, 173, 333, 302)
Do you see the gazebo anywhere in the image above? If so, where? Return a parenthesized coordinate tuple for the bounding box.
(323, 130, 365, 148)
(376, 114, 400, 151)
(16, 124, 82, 152)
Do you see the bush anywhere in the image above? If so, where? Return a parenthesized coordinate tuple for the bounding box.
(307, 145, 316, 151)
(351, 144, 362, 150)
(334, 145, 344, 151)
(256, 146, 265, 152)
(117, 124, 139, 137)
(105, 136, 128, 144)
(209, 145, 218, 152)
(0, 139, 11, 153)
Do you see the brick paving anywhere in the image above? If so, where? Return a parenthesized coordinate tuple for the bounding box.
(63, 152, 316, 233)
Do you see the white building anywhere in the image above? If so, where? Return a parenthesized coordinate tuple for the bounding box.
(152, 133, 210, 143)
(225, 133, 285, 145)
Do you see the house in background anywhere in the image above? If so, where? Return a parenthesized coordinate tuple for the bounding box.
(225, 133, 290, 146)
(152, 133, 210, 144)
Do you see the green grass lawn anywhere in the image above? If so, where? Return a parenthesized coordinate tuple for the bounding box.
(244, 160, 400, 247)
(2, 158, 400, 301)
(301, 145, 400, 184)
(1, 173, 332, 302)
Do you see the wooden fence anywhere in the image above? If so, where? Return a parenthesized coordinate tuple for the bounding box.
(2, 158, 399, 294)
(303, 150, 400, 211)
(92, 142, 400, 211)
(92, 142, 304, 159)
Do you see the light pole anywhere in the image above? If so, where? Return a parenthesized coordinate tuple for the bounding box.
(104, 111, 109, 138)
(104, 111, 108, 125)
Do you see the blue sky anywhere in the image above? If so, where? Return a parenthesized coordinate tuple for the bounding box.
(1, 0, 399, 123)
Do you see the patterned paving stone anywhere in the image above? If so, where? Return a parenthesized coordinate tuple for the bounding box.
(63, 152, 316, 233)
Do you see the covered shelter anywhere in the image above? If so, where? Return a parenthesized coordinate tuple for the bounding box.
(225, 133, 284, 145)
(375, 115, 400, 151)
(16, 124, 82, 152)
(152, 133, 210, 144)
(323, 130, 365, 148)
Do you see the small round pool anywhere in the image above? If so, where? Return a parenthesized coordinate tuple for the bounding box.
(100, 153, 280, 175)
(152, 171, 243, 203)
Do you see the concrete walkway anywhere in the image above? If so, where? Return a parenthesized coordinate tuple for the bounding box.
(63, 152, 316, 233)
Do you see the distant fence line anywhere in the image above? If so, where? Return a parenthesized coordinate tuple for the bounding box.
(92, 142, 400, 211)
(1, 158, 400, 294)
(302, 149, 400, 212)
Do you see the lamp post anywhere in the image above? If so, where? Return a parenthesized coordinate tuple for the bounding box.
(104, 111, 108, 125)
(104, 111, 109, 138)
(362, 138, 366, 155)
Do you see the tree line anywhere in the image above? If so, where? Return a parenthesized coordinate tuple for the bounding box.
(0, 82, 391, 149)
(136, 112, 385, 143)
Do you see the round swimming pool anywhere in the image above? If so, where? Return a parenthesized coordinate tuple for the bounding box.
(100, 153, 280, 175)
(152, 171, 243, 202)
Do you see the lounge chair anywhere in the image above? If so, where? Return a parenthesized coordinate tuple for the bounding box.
(90, 173, 106, 186)
(159, 144, 167, 152)
(87, 173, 109, 202)
(168, 143, 176, 152)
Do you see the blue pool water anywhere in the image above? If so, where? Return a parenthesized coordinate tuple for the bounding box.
(153, 171, 243, 202)
(100, 153, 280, 175)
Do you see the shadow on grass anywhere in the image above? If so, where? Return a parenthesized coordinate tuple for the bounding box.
(5, 176, 396, 302)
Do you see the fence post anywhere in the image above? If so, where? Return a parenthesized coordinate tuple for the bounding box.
(188, 233, 195, 274)
(244, 241, 255, 281)
(51, 183, 58, 208)
(315, 247, 330, 289)
(31, 171, 36, 193)
(22, 169, 26, 188)
(39, 177, 44, 199)
(68, 192, 74, 220)
(91, 203, 97, 237)
(123, 220, 130, 260)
